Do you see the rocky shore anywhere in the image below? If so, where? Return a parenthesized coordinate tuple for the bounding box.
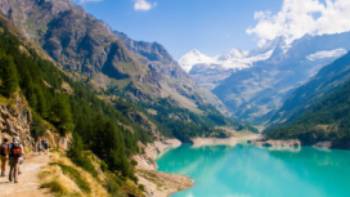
(312, 141, 333, 150)
(253, 139, 301, 152)
(134, 139, 193, 197)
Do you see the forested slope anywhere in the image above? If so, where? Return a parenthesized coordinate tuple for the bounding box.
(266, 53, 350, 148)
(0, 18, 144, 196)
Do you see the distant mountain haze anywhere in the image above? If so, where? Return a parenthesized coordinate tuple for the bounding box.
(179, 48, 273, 90)
(213, 32, 350, 124)
(266, 51, 350, 148)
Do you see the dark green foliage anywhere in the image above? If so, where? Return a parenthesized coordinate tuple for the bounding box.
(49, 94, 73, 135)
(265, 52, 350, 148)
(138, 99, 246, 142)
(0, 20, 137, 179)
(68, 133, 97, 176)
(108, 76, 254, 143)
(73, 113, 133, 177)
(0, 54, 18, 96)
(31, 113, 47, 139)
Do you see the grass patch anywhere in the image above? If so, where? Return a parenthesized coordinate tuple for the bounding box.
(40, 180, 81, 197)
(52, 163, 91, 194)
(0, 95, 8, 104)
(41, 180, 65, 193)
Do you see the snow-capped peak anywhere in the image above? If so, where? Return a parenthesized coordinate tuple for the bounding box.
(219, 48, 249, 61)
(179, 48, 273, 73)
(179, 49, 216, 72)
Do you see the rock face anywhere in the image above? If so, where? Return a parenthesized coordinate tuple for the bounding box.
(133, 139, 192, 197)
(133, 139, 182, 171)
(214, 33, 350, 123)
(0, 95, 32, 148)
(189, 64, 235, 90)
(0, 0, 226, 114)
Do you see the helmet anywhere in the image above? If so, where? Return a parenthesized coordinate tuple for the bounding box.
(13, 136, 20, 144)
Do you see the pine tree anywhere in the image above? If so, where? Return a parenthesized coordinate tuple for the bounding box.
(0, 55, 18, 97)
(50, 94, 74, 135)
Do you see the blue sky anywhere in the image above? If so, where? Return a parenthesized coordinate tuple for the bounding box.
(77, 0, 282, 58)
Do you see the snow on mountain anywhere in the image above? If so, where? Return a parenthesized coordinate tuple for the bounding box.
(214, 32, 350, 124)
(217, 49, 273, 70)
(179, 48, 273, 73)
(178, 49, 216, 72)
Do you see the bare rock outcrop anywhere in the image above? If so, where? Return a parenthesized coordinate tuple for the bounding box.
(0, 95, 33, 148)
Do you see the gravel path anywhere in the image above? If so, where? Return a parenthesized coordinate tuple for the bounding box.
(0, 154, 49, 197)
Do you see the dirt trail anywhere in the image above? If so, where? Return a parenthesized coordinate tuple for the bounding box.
(0, 154, 49, 197)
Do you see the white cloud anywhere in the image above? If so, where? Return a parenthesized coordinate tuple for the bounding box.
(247, 0, 350, 48)
(134, 0, 155, 11)
(307, 48, 347, 61)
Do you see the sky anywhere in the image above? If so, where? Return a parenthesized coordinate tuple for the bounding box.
(76, 0, 350, 59)
(75, 0, 281, 58)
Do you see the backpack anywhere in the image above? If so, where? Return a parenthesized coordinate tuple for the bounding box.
(0, 143, 8, 157)
(10, 143, 22, 159)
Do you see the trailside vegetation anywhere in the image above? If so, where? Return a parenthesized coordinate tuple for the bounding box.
(0, 21, 143, 195)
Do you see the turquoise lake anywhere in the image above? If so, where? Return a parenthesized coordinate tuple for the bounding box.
(157, 144, 350, 197)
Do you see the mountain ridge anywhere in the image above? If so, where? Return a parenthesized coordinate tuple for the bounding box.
(265, 52, 350, 148)
(0, 0, 256, 144)
(0, 0, 228, 115)
(213, 32, 350, 124)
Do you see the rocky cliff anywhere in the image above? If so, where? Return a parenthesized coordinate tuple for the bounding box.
(0, 94, 32, 149)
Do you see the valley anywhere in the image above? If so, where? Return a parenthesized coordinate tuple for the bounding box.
(0, 0, 350, 197)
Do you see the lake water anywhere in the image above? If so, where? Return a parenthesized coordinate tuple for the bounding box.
(157, 144, 350, 197)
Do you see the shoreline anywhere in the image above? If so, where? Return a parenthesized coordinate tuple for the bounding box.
(191, 132, 262, 148)
(133, 139, 182, 170)
(134, 138, 193, 197)
(134, 135, 307, 197)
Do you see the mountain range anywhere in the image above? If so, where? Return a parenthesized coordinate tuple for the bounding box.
(179, 48, 272, 90)
(0, 0, 255, 144)
(2, 0, 349, 150)
(266, 51, 350, 148)
(0, 0, 226, 113)
(212, 33, 350, 124)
